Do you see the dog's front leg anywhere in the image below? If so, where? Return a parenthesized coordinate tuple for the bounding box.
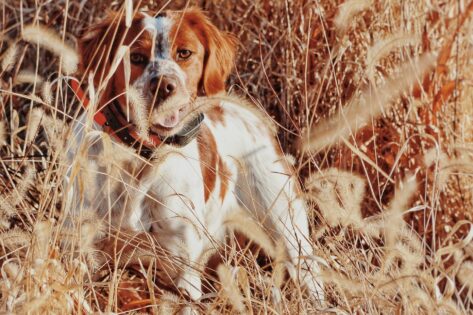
(161, 212, 205, 301)
(144, 158, 208, 301)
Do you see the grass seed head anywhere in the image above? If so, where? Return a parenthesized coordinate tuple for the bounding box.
(22, 24, 78, 74)
(1, 43, 18, 72)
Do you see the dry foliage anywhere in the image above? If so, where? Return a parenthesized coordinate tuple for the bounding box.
(0, 0, 472, 314)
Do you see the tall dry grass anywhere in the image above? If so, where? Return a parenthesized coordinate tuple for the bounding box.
(0, 0, 472, 313)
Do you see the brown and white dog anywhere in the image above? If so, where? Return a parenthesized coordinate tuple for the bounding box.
(68, 7, 323, 303)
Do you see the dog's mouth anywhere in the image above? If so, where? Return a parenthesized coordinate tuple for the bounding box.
(149, 103, 190, 136)
(118, 90, 193, 138)
(152, 106, 187, 129)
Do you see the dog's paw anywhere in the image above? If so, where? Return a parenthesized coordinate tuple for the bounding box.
(176, 271, 203, 301)
(178, 305, 199, 315)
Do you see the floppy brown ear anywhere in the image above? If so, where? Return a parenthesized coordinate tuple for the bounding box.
(78, 12, 119, 86)
(183, 8, 237, 96)
(202, 26, 237, 96)
(204, 28, 237, 95)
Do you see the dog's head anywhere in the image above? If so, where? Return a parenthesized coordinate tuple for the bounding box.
(78, 8, 236, 137)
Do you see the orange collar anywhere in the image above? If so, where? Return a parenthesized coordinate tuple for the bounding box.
(70, 79, 204, 158)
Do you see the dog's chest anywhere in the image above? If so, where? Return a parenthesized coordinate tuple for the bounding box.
(140, 126, 238, 237)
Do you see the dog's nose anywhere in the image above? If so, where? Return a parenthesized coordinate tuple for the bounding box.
(150, 76, 177, 101)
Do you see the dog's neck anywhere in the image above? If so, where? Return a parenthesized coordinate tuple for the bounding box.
(100, 98, 205, 158)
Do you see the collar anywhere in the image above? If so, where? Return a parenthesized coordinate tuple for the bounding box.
(70, 79, 204, 159)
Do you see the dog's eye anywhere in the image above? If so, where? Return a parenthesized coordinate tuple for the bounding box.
(130, 53, 148, 65)
(176, 49, 192, 61)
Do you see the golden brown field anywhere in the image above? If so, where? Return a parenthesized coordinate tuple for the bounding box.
(1, 0, 473, 314)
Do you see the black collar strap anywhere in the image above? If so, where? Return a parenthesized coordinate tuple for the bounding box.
(163, 111, 205, 147)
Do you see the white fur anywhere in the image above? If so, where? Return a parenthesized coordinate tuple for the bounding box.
(68, 99, 324, 302)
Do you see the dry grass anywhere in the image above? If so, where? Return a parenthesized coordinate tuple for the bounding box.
(1, 0, 473, 313)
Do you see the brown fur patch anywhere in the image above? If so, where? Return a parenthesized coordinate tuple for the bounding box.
(206, 105, 226, 126)
(197, 125, 218, 202)
(218, 156, 231, 201)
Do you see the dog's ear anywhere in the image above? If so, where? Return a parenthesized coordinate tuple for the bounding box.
(183, 8, 238, 96)
(78, 12, 120, 85)
(203, 25, 237, 96)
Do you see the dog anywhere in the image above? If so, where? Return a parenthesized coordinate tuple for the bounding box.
(67, 7, 323, 303)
